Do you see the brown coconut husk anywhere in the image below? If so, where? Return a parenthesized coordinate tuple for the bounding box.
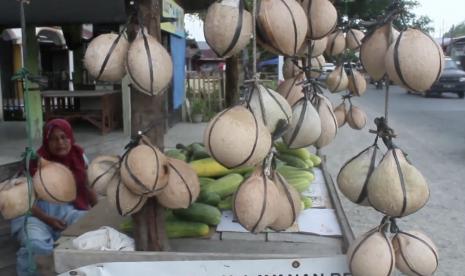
(333, 102, 347, 128)
(33, 158, 76, 204)
(257, 0, 308, 57)
(126, 34, 173, 96)
(204, 106, 272, 168)
(277, 73, 305, 106)
(367, 149, 430, 217)
(156, 158, 200, 209)
(314, 94, 338, 149)
(325, 30, 346, 56)
(84, 33, 129, 82)
(310, 55, 326, 78)
(346, 29, 365, 51)
(360, 23, 399, 81)
(348, 69, 367, 96)
(393, 230, 439, 276)
(283, 58, 303, 80)
(120, 137, 169, 196)
(326, 65, 348, 93)
(233, 167, 280, 233)
(283, 98, 322, 149)
(268, 172, 301, 231)
(346, 105, 367, 130)
(87, 155, 120, 196)
(300, 0, 337, 39)
(204, 0, 252, 58)
(107, 175, 147, 216)
(247, 84, 292, 134)
(347, 226, 395, 276)
(0, 177, 35, 219)
(385, 28, 444, 92)
(337, 145, 380, 206)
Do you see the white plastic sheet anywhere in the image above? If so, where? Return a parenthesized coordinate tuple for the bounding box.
(72, 226, 135, 251)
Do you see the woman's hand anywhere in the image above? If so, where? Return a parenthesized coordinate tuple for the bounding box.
(45, 217, 67, 231)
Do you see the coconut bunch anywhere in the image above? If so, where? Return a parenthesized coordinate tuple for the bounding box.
(89, 136, 200, 216)
(204, 0, 252, 58)
(348, 221, 439, 276)
(361, 23, 444, 92)
(233, 166, 301, 233)
(256, 0, 308, 57)
(84, 29, 174, 96)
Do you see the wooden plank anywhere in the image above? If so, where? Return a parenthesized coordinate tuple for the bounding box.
(321, 157, 354, 252)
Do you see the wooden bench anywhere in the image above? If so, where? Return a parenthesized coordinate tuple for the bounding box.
(41, 90, 122, 134)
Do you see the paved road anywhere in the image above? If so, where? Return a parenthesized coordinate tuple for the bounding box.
(324, 85, 465, 275)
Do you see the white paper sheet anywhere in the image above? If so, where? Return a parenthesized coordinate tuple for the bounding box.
(297, 209, 342, 236)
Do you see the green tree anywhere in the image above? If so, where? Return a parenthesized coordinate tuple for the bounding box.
(445, 22, 465, 37)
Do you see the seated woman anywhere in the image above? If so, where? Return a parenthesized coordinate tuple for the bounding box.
(11, 119, 97, 276)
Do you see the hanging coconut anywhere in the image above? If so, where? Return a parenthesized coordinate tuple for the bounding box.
(87, 155, 120, 196)
(368, 149, 430, 217)
(84, 33, 129, 82)
(156, 158, 200, 209)
(268, 172, 301, 231)
(283, 58, 303, 80)
(385, 28, 444, 92)
(204, 0, 253, 58)
(393, 230, 439, 276)
(326, 65, 348, 93)
(325, 30, 345, 56)
(333, 102, 346, 128)
(348, 69, 367, 96)
(346, 29, 364, 51)
(107, 175, 147, 216)
(283, 99, 322, 149)
(310, 55, 326, 78)
(314, 94, 338, 149)
(277, 74, 305, 106)
(346, 105, 367, 130)
(247, 84, 292, 134)
(297, 37, 328, 57)
(300, 0, 337, 39)
(360, 23, 399, 81)
(204, 106, 272, 168)
(0, 177, 35, 220)
(233, 167, 280, 233)
(337, 145, 380, 206)
(347, 227, 395, 276)
(257, 0, 308, 56)
(126, 34, 173, 96)
(33, 158, 76, 204)
(120, 137, 169, 196)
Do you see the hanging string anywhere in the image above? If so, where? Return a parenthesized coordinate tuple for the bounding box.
(252, 0, 258, 82)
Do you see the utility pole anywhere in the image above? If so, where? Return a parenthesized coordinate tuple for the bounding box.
(130, 0, 169, 251)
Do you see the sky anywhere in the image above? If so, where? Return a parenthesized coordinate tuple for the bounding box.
(185, 0, 465, 41)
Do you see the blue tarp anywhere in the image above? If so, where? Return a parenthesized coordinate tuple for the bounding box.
(258, 57, 279, 68)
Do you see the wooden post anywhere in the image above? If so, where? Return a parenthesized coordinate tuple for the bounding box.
(130, 0, 169, 252)
(225, 54, 240, 107)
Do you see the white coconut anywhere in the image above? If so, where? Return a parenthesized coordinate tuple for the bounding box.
(268, 172, 301, 231)
(385, 28, 445, 92)
(300, 0, 337, 39)
(333, 102, 347, 127)
(314, 94, 338, 149)
(346, 29, 365, 50)
(326, 65, 348, 93)
(348, 69, 367, 96)
(393, 230, 439, 276)
(156, 158, 200, 209)
(368, 149, 430, 217)
(360, 23, 399, 81)
(346, 105, 367, 130)
(126, 34, 173, 96)
(297, 37, 328, 57)
(107, 176, 147, 216)
(204, 106, 272, 168)
(87, 155, 120, 196)
(277, 74, 305, 106)
(325, 30, 346, 56)
(283, 58, 303, 80)
(347, 227, 395, 276)
(257, 0, 308, 56)
(248, 84, 292, 134)
(337, 145, 380, 206)
(0, 177, 35, 219)
(84, 33, 129, 82)
(120, 138, 169, 196)
(204, 1, 253, 58)
(310, 55, 326, 78)
(283, 99, 322, 149)
(33, 159, 76, 204)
